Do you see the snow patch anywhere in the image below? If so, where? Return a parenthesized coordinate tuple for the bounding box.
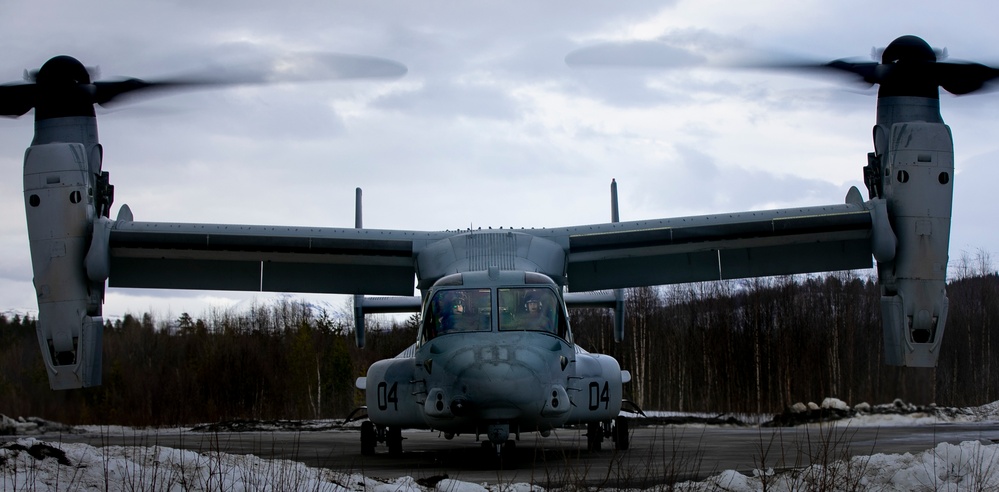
(0, 415, 75, 436)
(3, 437, 996, 491)
(676, 441, 999, 492)
(821, 397, 849, 411)
(766, 399, 997, 427)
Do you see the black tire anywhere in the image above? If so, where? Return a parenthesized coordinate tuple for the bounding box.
(586, 421, 602, 452)
(614, 416, 630, 450)
(360, 421, 376, 455)
(387, 426, 403, 455)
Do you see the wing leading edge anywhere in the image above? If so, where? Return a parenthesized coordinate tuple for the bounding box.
(555, 202, 874, 291)
(108, 222, 452, 295)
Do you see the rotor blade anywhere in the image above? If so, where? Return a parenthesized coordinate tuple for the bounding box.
(565, 40, 707, 68)
(95, 52, 408, 106)
(565, 40, 845, 73)
(0, 83, 36, 117)
(810, 59, 885, 88)
(566, 35, 999, 97)
(935, 61, 999, 95)
(565, 39, 879, 92)
(565, 38, 841, 70)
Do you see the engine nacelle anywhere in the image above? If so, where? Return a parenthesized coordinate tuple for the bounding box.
(23, 142, 104, 389)
(874, 121, 953, 366)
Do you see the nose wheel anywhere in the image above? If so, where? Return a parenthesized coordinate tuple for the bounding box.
(480, 439, 516, 455)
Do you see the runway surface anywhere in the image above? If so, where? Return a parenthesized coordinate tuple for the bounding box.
(53, 421, 999, 488)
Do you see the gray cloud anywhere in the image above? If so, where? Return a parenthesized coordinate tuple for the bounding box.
(1, 0, 998, 317)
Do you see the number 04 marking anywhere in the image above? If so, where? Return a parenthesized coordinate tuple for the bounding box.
(377, 381, 399, 411)
(588, 381, 609, 411)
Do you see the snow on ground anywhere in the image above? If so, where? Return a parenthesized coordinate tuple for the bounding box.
(1, 438, 417, 492)
(626, 397, 999, 428)
(684, 441, 999, 491)
(2, 436, 997, 491)
(2, 400, 999, 491)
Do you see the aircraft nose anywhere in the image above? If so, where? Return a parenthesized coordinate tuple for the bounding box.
(461, 354, 540, 402)
(441, 344, 551, 419)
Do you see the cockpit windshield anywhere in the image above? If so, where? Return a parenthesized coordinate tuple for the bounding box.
(421, 285, 569, 343)
(498, 288, 560, 335)
(424, 288, 492, 338)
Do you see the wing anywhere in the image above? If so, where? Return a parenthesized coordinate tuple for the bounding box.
(107, 220, 452, 295)
(538, 199, 881, 292)
(108, 200, 877, 295)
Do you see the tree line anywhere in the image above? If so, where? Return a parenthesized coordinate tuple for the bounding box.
(1, 268, 996, 426)
(572, 270, 999, 414)
(0, 302, 417, 426)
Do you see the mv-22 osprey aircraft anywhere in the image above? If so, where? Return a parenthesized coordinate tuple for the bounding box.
(4, 35, 996, 455)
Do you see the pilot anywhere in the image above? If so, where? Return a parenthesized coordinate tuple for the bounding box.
(521, 292, 553, 332)
(441, 291, 480, 333)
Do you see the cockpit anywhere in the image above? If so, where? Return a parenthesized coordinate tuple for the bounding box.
(419, 272, 571, 344)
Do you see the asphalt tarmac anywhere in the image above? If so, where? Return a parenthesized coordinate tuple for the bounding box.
(51, 421, 999, 488)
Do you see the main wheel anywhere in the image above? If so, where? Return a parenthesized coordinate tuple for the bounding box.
(613, 416, 630, 450)
(586, 421, 602, 452)
(360, 421, 376, 455)
(387, 426, 403, 455)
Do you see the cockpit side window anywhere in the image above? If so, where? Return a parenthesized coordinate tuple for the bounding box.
(423, 288, 492, 341)
(498, 287, 567, 339)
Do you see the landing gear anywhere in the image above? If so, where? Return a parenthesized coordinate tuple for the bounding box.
(612, 416, 629, 450)
(586, 421, 602, 452)
(587, 417, 630, 452)
(480, 440, 503, 456)
(483, 423, 512, 457)
(360, 421, 376, 455)
(480, 438, 517, 466)
(358, 422, 404, 456)
(387, 426, 403, 455)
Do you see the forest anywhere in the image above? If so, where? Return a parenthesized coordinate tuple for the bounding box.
(1, 261, 996, 427)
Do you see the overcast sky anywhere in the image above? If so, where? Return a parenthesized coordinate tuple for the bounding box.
(1, 0, 997, 321)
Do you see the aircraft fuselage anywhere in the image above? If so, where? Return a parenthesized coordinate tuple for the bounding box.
(357, 269, 629, 451)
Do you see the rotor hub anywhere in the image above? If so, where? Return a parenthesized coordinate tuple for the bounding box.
(35, 55, 92, 85)
(881, 35, 936, 64)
